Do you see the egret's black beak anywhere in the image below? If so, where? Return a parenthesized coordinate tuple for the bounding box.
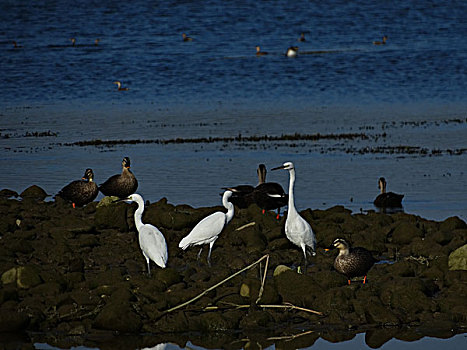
(113, 197, 128, 203)
(271, 165, 286, 171)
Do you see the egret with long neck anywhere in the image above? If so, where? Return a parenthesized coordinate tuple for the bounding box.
(179, 190, 234, 266)
(121, 193, 168, 274)
(272, 162, 316, 269)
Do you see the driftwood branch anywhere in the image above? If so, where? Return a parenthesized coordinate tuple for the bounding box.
(164, 254, 269, 314)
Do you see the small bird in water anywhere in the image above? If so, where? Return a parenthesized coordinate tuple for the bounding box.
(56, 168, 98, 208)
(113, 81, 129, 91)
(99, 157, 138, 198)
(286, 46, 299, 57)
(182, 33, 193, 42)
(373, 177, 404, 208)
(179, 190, 234, 266)
(12, 41, 23, 49)
(298, 32, 306, 42)
(120, 193, 168, 274)
(373, 35, 388, 45)
(272, 162, 316, 269)
(328, 238, 377, 285)
(255, 45, 268, 56)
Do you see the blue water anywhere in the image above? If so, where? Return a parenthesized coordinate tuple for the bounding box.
(1, 0, 467, 223)
(1, 2, 467, 348)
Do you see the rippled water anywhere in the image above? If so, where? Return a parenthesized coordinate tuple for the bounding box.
(1, 1, 467, 348)
(1, 1, 467, 222)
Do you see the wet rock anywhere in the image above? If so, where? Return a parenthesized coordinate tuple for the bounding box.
(0, 189, 18, 198)
(95, 201, 129, 231)
(448, 244, 467, 270)
(3, 266, 42, 289)
(440, 216, 467, 231)
(93, 301, 142, 332)
(390, 222, 424, 245)
(0, 301, 30, 332)
(20, 185, 48, 200)
(274, 269, 323, 309)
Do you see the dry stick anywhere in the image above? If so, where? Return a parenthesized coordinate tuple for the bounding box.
(215, 302, 323, 316)
(255, 254, 269, 304)
(164, 254, 270, 314)
(267, 329, 316, 341)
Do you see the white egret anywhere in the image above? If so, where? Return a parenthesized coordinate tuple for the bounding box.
(179, 190, 234, 266)
(99, 157, 138, 198)
(122, 193, 168, 274)
(56, 168, 98, 208)
(272, 162, 316, 268)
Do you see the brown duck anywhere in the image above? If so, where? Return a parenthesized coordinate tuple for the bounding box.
(99, 157, 138, 198)
(56, 168, 98, 208)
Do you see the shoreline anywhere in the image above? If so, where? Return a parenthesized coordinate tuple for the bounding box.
(0, 185, 466, 348)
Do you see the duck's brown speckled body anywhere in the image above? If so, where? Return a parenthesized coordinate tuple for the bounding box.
(56, 168, 98, 208)
(331, 238, 377, 285)
(99, 157, 138, 198)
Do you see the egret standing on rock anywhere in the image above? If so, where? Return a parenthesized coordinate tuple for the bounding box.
(179, 190, 234, 266)
(99, 157, 138, 198)
(272, 162, 316, 269)
(121, 193, 168, 274)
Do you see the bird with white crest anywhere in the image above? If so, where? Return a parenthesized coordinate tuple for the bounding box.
(179, 190, 234, 266)
(272, 162, 316, 270)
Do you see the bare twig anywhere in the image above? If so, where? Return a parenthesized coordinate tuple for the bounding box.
(164, 254, 269, 314)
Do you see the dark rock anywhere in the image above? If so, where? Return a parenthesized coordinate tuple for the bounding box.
(93, 301, 142, 333)
(0, 189, 18, 198)
(20, 185, 48, 200)
(390, 222, 424, 245)
(0, 302, 30, 332)
(95, 202, 129, 231)
(440, 216, 467, 231)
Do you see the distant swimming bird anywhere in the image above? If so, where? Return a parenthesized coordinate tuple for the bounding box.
(179, 190, 234, 266)
(94, 38, 100, 46)
(286, 46, 298, 57)
(113, 81, 129, 91)
(329, 238, 376, 285)
(122, 193, 168, 274)
(99, 157, 138, 198)
(223, 163, 267, 209)
(71, 38, 76, 46)
(298, 32, 306, 42)
(373, 35, 388, 45)
(373, 177, 404, 208)
(252, 164, 288, 219)
(256, 45, 268, 56)
(56, 168, 98, 208)
(12, 41, 23, 49)
(272, 162, 316, 268)
(182, 33, 193, 42)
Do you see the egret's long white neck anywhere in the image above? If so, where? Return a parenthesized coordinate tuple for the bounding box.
(133, 197, 145, 230)
(287, 168, 297, 215)
(223, 195, 234, 223)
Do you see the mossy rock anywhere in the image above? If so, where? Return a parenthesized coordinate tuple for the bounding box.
(448, 244, 467, 270)
(17, 266, 42, 289)
(20, 185, 48, 200)
(0, 189, 18, 198)
(274, 269, 323, 308)
(93, 301, 142, 332)
(95, 201, 129, 231)
(440, 216, 467, 232)
(390, 222, 423, 245)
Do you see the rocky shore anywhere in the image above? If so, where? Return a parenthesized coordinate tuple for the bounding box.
(0, 185, 466, 349)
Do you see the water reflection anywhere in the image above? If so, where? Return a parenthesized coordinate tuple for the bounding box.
(10, 329, 464, 349)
